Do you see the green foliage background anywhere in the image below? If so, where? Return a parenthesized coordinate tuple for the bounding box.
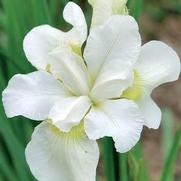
(0, 0, 180, 180)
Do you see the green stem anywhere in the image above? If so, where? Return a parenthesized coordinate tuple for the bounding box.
(119, 153, 128, 181)
(102, 138, 116, 181)
(161, 109, 174, 160)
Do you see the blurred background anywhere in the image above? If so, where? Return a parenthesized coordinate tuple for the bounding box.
(0, 0, 180, 181)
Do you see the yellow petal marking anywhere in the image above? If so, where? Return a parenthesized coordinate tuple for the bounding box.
(112, 0, 129, 14)
(122, 70, 144, 101)
(45, 64, 51, 73)
(69, 41, 82, 57)
(48, 120, 85, 139)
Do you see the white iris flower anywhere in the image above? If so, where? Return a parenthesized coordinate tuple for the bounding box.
(2, 1, 180, 181)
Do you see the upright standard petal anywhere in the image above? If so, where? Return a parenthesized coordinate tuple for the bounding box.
(26, 122, 99, 181)
(50, 49, 90, 95)
(135, 41, 181, 90)
(23, 25, 63, 70)
(90, 61, 133, 100)
(84, 15, 141, 80)
(49, 96, 91, 132)
(23, 2, 87, 70)
(2, 71, 66, 120)
(84, 99, 144, 153)
(63, 1, 87, 44)
(88, 0, 128, 27)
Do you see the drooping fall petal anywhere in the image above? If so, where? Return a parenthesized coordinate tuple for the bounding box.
(2, 71, 66, 120)
(84, 99, 144, 153)
(133, 41, 180, 129)
(135, 41, 180, 90)
(137, 95, 162, 129)
(26, 122, 99, 181)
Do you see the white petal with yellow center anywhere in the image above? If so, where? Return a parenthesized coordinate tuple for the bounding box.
(26, 122, 99, 181)
(84, 99, 144, 153)
(135, 41, 180, 90)
(49, 96, 92, 132)
(122, 70, 144, 101)
(134, 41, 180, 128)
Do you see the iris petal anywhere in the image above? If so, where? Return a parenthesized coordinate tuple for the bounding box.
(26, 121, 99, 181)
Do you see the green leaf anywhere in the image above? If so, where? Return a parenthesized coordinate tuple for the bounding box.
(0, 148, 18, 181)
(160, 128, 181, 181)
(128, 143, 149, 181)
(0, 105, 33, 181)
(128, 0, 143, 22)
